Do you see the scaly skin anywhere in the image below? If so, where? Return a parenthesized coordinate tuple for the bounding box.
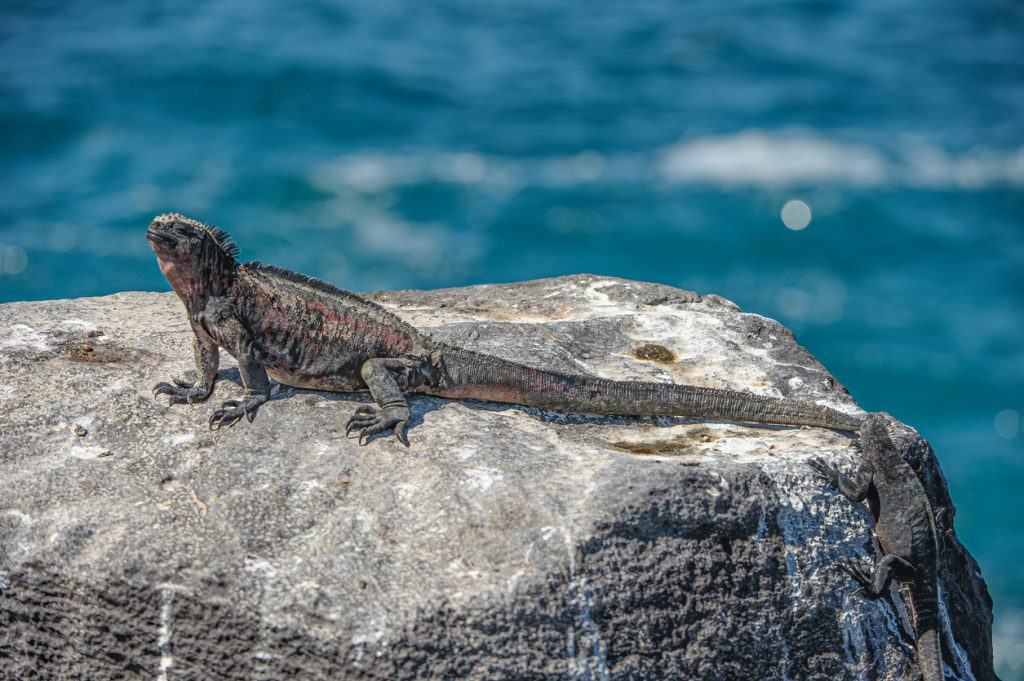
(808, 413, 944, 681)
(147, 213, 864, 445)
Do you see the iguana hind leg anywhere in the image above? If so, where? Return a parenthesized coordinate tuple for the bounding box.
(841, 554, 914, 598)
(345, 358, 423, 446)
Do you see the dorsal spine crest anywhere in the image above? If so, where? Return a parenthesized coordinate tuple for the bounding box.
(244, 261, 422, 336)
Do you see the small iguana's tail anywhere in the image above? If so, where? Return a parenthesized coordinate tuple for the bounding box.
(431, 346, 863, 431)
(911, 580, 945, 681)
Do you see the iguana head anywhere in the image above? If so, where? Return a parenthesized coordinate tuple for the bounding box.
(147, 213, 239, 303)
(859, 412, 898, 461)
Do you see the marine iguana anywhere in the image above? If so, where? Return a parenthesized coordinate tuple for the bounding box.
(146, 212, 864, 444)
(808, 413, 944, 681)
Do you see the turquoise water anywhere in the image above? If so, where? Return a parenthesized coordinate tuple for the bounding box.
(1, 1, 1022, 674)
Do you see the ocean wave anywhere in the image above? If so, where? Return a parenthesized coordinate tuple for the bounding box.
(658, 130, 887, 187)
(310, 151, 608, 194)
(311, 131, 1023, 194)
(659, 130, 1024, 190)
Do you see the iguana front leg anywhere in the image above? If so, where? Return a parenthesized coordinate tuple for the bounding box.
(807, 457, 873, 502)
(153, 332, 219, 404)
(209, 335, 270, 429)
(346, 358, 422, 446)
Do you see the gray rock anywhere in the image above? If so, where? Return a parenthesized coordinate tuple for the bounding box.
(0, 275, 995, 680)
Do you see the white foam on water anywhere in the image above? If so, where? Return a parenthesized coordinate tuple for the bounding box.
(311, 133, 1023, 194)
(659, 129, 889, 187)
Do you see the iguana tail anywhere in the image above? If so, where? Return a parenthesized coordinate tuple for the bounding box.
(911, 580, 944, 681)
(430, 346, 863, 431)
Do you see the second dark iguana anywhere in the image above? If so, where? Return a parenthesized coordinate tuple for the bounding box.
(808, 413, 945, 681)
(146, 213, 864, 444)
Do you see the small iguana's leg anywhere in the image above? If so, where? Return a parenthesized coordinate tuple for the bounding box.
(346, 358, 420, 446)
(807, 457, 873, 501)
(153, 333, 219, 405)
(840, 554, 914, 598)
(209, 336, 270, 430)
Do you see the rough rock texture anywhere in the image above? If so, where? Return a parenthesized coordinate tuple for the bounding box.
(0, 274, 995, 680)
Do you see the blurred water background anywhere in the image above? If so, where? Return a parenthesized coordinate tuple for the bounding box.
(1, 1, 1022, 674)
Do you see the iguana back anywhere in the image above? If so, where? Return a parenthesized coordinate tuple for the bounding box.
(231, 262, 433, 393)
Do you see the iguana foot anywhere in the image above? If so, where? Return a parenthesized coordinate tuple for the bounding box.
(840, 554, 906, 598)
(806, 457, 839, 485)
(209, 395, 266, 430)
(153, 378, 209, 405)
(345, 404, 411, 446)
(838, 560, 879, 595)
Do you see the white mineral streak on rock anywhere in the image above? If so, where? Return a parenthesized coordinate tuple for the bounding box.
(0, 510, 31, 528)
(840, 592, 870, 679)
(59, 318, 96, 331)
(938, 582, 977, 681)
(156, 587, 174, 681)
(462, 466, 504, 492)
(68, 445, 110, 460)
(447, 558, 482, 580)
(350, 615, 389, 662)
(350, 618, 386, 646)
(583, 280, 619, 309)
(562, 525, 611, 681)
(2, 324, 50, 351)
(244, 557, 277, 578)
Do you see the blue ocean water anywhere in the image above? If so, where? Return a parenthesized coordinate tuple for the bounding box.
(1, 0, 1022, 673)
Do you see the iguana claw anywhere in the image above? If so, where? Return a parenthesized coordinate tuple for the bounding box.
(345, 404, 411, 446)
(209, 396, 265, 430)
(153, 380, 205, 405)
(210, 399, 244, 430)
(838, 559, 873, 589)
(806, 457, 838, 484)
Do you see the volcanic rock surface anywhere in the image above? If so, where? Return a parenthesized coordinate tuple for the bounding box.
(0, 275, 995, 679)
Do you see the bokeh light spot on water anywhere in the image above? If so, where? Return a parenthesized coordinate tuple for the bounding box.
(1, 246, 28, 275)
(1008, 643, 1024, 673)
(781, 199, 812, 230)
(994, 409, 1021, 440)
(813, 295, 844, 325)
(777, 286, 812, 321)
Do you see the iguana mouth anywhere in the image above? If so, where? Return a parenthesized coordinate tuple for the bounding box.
(146, 230, 177, 249)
